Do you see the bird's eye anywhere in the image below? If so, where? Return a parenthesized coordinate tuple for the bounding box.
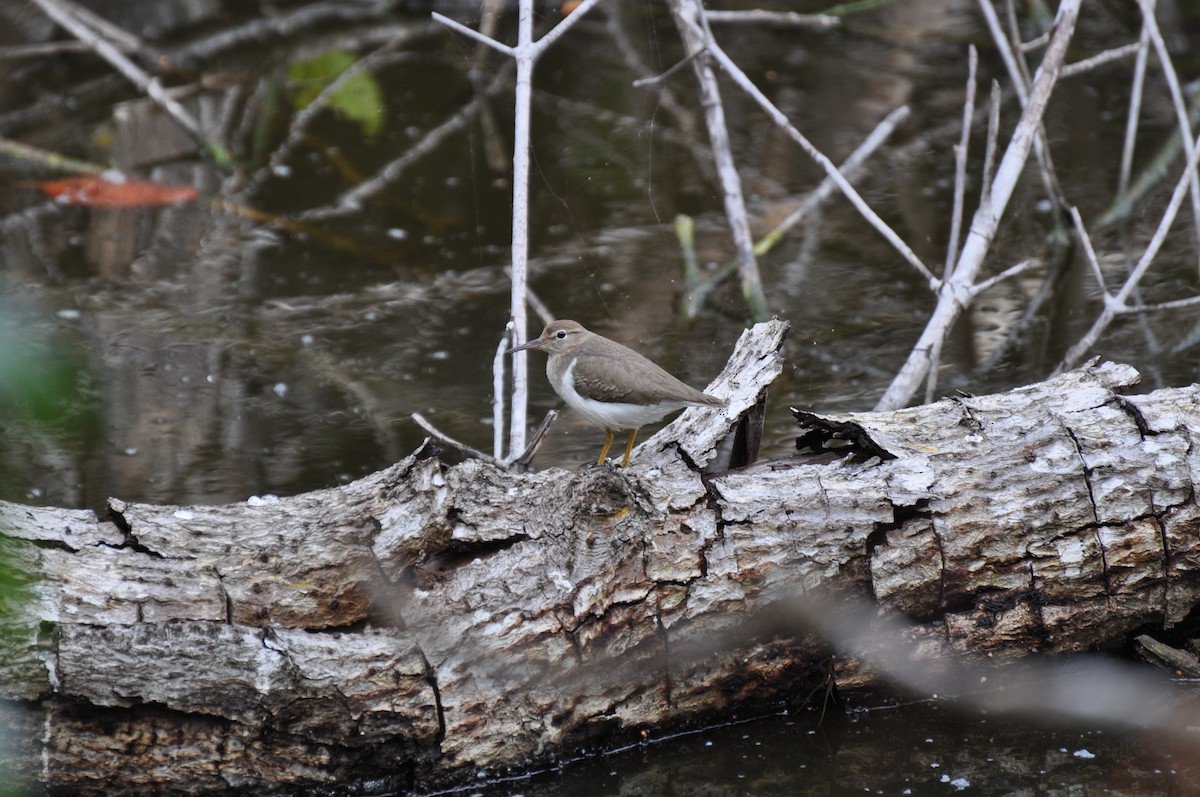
(556, 330, 567, 339)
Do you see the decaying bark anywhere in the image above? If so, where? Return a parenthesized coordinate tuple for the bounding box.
(2, 318, 1199, 794)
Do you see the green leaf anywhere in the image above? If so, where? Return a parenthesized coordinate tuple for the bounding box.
(287, 51, 384, 139)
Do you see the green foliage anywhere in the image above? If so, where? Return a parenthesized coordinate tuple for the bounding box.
(0, 338, 90, 429)
(0, 306, 51, 796)
(286, 51, 384, 139)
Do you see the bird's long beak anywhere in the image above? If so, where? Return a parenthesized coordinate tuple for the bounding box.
(506, 336, 544, 355)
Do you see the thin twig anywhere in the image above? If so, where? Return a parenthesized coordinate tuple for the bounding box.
(1068, 206, 1109, 296)
(680, 105, 910, 319)
(1135, 0, 1200, 274)
(630, 48, 705, 89)
(531, 0, 604, 56)
(0, 135, 106, 175)
(1056, 126, 1200, 373)
(411, 413, 502, 466)
(979, 0, 1065, 211)
(1119, 295, 1200, 314)
(1017, 31, 1050, 52)
(493, 326, 510, 461)
(759, 106, 911, 258)
(64, 0, 142, 50)
(968, 258, 1037, 298)
(0, 41, 90, 60)
(243, 40, 424, 199)
(1118, 15, 1152, 198)
(512, 410, 559, 468)
(946, 46, 977, 280)
(703, 9, 840, 29)
(293, 63, 513, 221)
(1098, 98, 1200, 230)
(669, 0, 770, 320)
(431, 12, 514, 55)
(503, 267, 555, 326)
(1060, 42, 1141, 78)
(980, 81, 1001, 206)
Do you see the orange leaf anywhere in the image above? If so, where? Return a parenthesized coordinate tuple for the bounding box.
(562, 0, 582, 14)
(35, 175, 198, 208)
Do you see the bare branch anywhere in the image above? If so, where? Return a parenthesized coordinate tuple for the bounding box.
(493, 326, 510, 461)
(968, 258, 1037, 298)
(978, 0, 1065, 210)
(511, 410, 559, 469)
(531, 0, 605, 57)
(1060, 41, 1141, 78)
(703, 9, 840, 30)
(1118, 295, 1200, 314)
(1068, 206, 1109, 297)
(1119, 17, 1152, 198)
(431, 12, 514, 55)
(1135, 0, 1200, 273)
(668, 0, 770, 320)
(946, 46, 978, 280)
(411, 415, 503, 467)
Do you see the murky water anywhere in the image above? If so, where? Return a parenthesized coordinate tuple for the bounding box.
(438, 701, 1189, 797)
(2, 0, 1199, 792)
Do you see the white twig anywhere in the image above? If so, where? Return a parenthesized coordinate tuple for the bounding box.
(703, 10, 839, 29)
(980, 81, 1001, 207)
(1017, 31, 1050, 52)
(411, 413, 503, 466)
(668, 0, 769, 319)
(1068, 206, 1109, 296)
(978, 0, 1064, 209)
(531, 0, 604, 56)
(433, 0, 604, 464)
(1060, 42, 1141, 78)
(493, 325, 510, 460)
(1119, 15, 1152, 197)
(1135, 0, 1200, 274)
(1056, 126, 1200, 373)
(979, 0, 1029, 103)
(431, 12, 514, 55)
(968, 259, 1036, 298)
(923, 335, 945, 405)
(1118, 295, 1200, 314)
(946, 46, 978, 280)
(875, 0, 1080, 411)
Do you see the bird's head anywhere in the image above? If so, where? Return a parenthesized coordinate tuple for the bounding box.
(507, 320, 588, 356)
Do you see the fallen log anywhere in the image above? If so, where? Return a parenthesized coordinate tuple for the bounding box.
(2, 317, 1198, 794)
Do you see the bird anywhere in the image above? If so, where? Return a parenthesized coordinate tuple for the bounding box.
(508, 319, 727, 466)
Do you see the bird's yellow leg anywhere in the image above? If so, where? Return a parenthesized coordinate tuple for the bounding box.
(596, 429, 615, 465)
(620, 429, 638, 467)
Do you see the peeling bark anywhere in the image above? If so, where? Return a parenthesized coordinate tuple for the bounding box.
(3, 332, 1200, 794)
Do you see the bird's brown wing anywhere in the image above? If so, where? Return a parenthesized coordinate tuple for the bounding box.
(570, 336, 724, 406)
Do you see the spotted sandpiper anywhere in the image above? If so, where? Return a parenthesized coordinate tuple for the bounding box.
(508, 320, 727, 466)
